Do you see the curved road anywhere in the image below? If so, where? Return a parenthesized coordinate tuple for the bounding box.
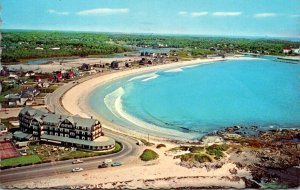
(0, 73, 142, 184)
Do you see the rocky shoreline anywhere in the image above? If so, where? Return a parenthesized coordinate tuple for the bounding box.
(203, 126, 300, 188)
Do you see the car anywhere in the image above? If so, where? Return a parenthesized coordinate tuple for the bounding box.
(72, 159, 83, 164)
(104, 159, 112, 164)
(72, 167, 83, 172)
(111, 162, 122, 167)
(98, 163, 109, 168)
(20, 152, 27, 156)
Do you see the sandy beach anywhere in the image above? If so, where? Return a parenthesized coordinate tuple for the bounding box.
(5, 142, 251, 189)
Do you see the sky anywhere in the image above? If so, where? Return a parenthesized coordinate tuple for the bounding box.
(1, 0, 300, 38)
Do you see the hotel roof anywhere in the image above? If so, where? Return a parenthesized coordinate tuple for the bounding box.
(19, 106, 99, 129)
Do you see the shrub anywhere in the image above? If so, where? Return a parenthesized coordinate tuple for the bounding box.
(140, 149, 159, 161)
(180, 153, 212, 163)
(156, 144, 166, 149)
(206, 144, 229, 160)
(190, 146, 205, 153)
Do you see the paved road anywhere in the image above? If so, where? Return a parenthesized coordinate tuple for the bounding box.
(0, 73, 142, 184)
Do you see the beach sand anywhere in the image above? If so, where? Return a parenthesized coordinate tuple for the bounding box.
(6, 143, 250, 189)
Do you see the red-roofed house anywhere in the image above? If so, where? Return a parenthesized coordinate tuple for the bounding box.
(54, 72, 64, 82)
(283, 48, 292, 54)
(67, 71, 75, 79)
(35, 76, 42, 82)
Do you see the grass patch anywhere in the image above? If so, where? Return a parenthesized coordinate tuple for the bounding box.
(206, 144, 229, 160)
(180, 153, 212, 163)
(0, 155, 42, 167)
(140, 149, 159, 161)
(190, 146, 205, 153)
(35, 93, 48, 98)
(39, 85, 59, 93)
(60, 142, 122, 160)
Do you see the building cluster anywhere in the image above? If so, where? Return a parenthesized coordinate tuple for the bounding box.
(0, 62, 101, 108)
(5, 87, 41, 107)
(16, 107, 115, 150)
(283, 48, 300, 55)
(109, 52, 168, 70)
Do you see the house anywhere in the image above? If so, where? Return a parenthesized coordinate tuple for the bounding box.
(125, 62, 132, 67)
(292, 48, 300, 55)
(20, 92, 34, 106)
(110, 61, 126, 69)
(9, 74, 19, 80)
(5, 94, 22, 106)
(5, 88, 40, 107)
(17, 107, 115, 150)
(81, 63, 92, 71)
(35, 76, 42, 82)
(25, 71, 35, 77)
(283, 48, 292, 54)
(37, 81, 50, 88)
(54, 72, 64, 82)
(35, 47, 44, 50)
(50, 47, 60, 50)
(0, 123, 8, 134)
(67, 71, 75, 79)
(23, 87, 40, 97)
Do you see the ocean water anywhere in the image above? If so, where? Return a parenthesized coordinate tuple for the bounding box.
(89, 58, 300, 140)
(27, 60, 49, 65)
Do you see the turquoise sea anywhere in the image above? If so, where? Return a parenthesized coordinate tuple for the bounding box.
(89, 58, 300, 140)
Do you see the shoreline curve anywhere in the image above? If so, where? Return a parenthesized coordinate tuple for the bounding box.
(62, 56, 246, 142)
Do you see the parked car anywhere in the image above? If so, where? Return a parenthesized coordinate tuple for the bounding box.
(98, 163, 109, 168)
(20, 151, 27, 156)
(72, 167, 83, 172)
(72, 159, 83, 164)
(111, 162, 122, 167)
(104, 159, 112, 164)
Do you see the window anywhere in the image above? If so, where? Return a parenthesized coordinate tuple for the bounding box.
(88, 137, 91, 141)
(65, 134, 69, 138)
(82, 137, 85, 140)
(76, 136, 79, 139)
(55, 133, 58, 136)
(50, 132, 53, 135)
(60, 134, 64, 137)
